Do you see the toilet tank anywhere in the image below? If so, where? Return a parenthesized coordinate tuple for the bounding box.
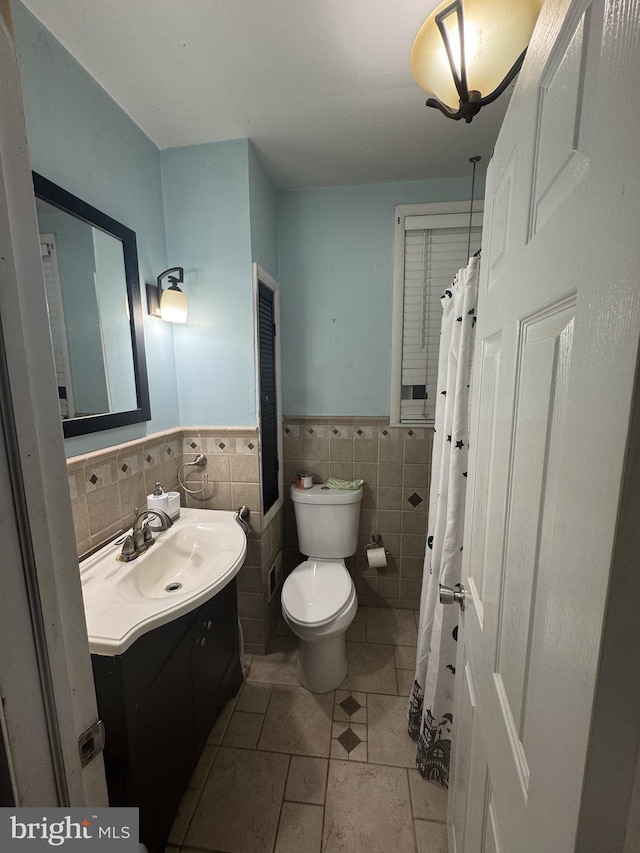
(290, 484, 363, 558)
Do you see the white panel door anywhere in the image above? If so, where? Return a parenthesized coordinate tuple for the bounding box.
(449, 0, 640, 850)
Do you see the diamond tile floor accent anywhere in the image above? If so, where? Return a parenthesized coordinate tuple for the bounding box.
(337, 726, 362, 753)
(339, 695, 362, 717)
(166, 607, 447, 853)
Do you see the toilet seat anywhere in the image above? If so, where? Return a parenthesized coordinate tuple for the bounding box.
(282, 560, 353, 627)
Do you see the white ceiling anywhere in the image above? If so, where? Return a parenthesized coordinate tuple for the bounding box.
(19, 0, 511, 189)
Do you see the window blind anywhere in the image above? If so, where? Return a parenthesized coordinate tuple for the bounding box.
(400, 224, 482, 424)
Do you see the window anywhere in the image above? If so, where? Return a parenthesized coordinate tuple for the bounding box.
(390, 201, 483, 426)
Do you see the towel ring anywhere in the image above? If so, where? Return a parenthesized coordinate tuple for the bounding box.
(178, 453, 209, 495)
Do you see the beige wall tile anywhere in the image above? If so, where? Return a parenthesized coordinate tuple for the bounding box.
(305, 437, 330, 461)
(353, 461, 378, 486)
(405, 438, 432, 464)
(230, 453, 260, 483)
(328, 462, 353, 481)
(238, 591, 265, 620)
(231, 482, 261, 511)
(117, 472, 146, 519)
(207, 453, 231, 480)
(378, 439, 404, 463)
(402, 512, 428, 536)
(377, 462, 401, 487)
(366, 609, 418, 645)
(402, 533, 428, 559)
(86, 482, 122, 536)
(378, 510, 402, 533)
(71, 496, 89, 544)
(283, 435, 305, 460)
(195, 480, 231, 510)
(404, 463, 430, 489)
(240, 616, 267, 648)
(329, 438, 354, 462)
(378, 487, 403, 511)
(377, 577, 400, 602)
(353, 438, 378, 462)
(401, 556, 425, 579)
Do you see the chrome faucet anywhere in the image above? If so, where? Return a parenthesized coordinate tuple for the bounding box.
(133, 508, 173, 532)
(118, 508, 173, 562)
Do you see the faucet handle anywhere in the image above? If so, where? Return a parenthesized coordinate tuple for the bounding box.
(133, 527, 146, 552)
(143, 522, 154, 547)
(119, 534, 136, 562)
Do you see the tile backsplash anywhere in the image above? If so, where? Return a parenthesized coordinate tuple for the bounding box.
(282, 416, 432, 611)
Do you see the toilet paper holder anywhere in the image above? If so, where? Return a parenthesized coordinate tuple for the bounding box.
(364, 533, 389, 556)
(364, 533, 389, 569)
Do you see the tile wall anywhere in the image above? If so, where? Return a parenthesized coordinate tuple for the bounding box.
(282, 416, 432, 611)
(67, 426, 281, 654)
(67, 415, 432, 653)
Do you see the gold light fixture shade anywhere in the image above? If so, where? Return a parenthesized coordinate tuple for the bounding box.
(411, 0, 543, 121)
(160, 286, 188, 323)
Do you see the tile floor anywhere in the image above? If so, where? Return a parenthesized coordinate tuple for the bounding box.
(165, 607, 448, 853)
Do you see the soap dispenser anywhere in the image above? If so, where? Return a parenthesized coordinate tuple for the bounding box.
(146, 482, 169, 528)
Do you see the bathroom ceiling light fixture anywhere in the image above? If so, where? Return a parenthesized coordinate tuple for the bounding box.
(146, 267, 188, 323)
(411, 0, 542, 123)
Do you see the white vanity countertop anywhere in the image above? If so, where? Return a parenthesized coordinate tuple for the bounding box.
(80, 508, 247, 656)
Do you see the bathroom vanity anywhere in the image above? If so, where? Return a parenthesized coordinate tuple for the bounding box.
(91, 581, 242, 853)
(80, 508, 247, 853)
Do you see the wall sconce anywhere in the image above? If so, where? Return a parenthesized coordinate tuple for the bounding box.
(146, 267, 188, 324)
(411, 0, 542, 123)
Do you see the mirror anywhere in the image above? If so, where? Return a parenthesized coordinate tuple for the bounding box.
(33, 173, 151, 438)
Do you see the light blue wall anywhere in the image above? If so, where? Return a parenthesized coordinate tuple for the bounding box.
(161, 140, 256, 426)
(248, 142, 279, 281)
(277, 177, 485, 415)
(15, 2, 179, 456)
(16, 1, 487, 438)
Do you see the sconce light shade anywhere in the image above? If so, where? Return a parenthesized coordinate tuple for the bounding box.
(160, 283, 188, 324)
(146, 267, 188, 323)
(411, 0, 542, 122)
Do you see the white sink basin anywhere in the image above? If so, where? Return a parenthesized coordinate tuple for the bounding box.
(80, 508, 247, 655)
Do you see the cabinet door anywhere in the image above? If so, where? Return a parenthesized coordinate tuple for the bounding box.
(119, 611, 199, 853)
(191, 580, 241, 745)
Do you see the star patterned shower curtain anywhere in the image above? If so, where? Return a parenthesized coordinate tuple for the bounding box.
(407, 253, 480, 787)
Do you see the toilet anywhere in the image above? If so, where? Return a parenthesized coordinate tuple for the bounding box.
(281, 483, 362, 693)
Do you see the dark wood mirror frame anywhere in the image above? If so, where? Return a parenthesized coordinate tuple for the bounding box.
(32, 172, 151, 438)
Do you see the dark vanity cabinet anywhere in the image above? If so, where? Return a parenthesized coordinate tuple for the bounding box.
(91, 579, 243, 853)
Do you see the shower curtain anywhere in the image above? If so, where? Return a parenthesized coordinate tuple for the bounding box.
(407, 253, 480, 787)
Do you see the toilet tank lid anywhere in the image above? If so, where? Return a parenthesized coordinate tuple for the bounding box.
(290, 484, 363, 505)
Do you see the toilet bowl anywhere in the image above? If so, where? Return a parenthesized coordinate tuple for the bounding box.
(282, 484, 363, 693)
(282, 558, 357, 692)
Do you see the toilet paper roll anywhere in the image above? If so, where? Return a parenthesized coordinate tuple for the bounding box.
(147, 492, 169, 527)
(366, 546, 387, 569)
